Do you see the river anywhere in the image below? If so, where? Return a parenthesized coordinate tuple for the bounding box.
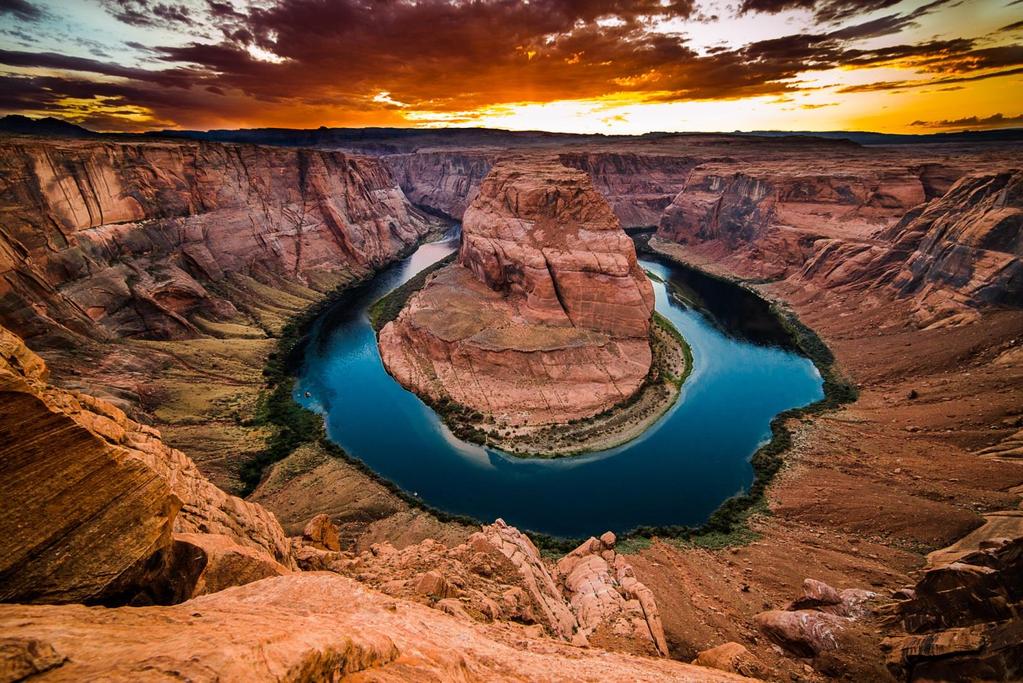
(294, 228, 823, 538)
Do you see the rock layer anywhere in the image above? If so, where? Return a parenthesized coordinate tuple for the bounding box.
(0, 139, 433, 343)
(0, 573, 751, 682)
(0, 323, 294, 605)
(379, 159, 654, 425)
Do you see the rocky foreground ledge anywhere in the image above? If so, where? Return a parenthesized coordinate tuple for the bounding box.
(379, 158, 665, 446)
(0, 321, 751, 681)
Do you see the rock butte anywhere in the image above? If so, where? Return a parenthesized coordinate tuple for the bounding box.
(379, 158, 655, 426)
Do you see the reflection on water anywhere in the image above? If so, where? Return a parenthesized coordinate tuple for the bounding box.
(295, 229, 823, 537)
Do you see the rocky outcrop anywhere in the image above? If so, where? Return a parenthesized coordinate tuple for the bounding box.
(0, 573, 751, 682)
(558, 152, 698, 227)
(379, 158, 655, 425)
(555, 532, 669, 656)
(0, 139, 433, 343)
(883, 537, 1023, 681)
(0, 323, 293, 605)
(313, 519, 669, 656)
(754, 578, 875, 658)
(302, 513, 342, 552)
(477, 519, 580, 639)
(384, 150, 493, 219)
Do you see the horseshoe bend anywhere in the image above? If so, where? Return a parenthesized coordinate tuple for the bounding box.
(0, 18, 1023, 680)
(377, 158, 679, 453)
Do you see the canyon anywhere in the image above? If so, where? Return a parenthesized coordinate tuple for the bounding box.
(0, 126, 1021, 681)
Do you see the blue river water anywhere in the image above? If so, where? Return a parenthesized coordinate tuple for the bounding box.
(294, 230, 824, 538)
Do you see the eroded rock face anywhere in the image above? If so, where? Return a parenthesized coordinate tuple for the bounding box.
(0, 573, 750, 682)
(555, 533, 669, 656)
(558, 152, 698, 228)
(0, 139, 433, 343)
(655, 165, 1021, 324)
(385, 150, 493, 219)
(0, 323, 294, 604)
(379, 159, 655, 425)
(884, 537, 1023, 681)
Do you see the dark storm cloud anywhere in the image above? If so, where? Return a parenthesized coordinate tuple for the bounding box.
(101, 0, 195, 27)
(738, 0, 903, 21)
(910, 112, 1023, 128)
(2, 0, 1020, 130)
(0, 0, 42, 21)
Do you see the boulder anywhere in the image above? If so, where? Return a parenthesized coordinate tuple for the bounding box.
(302, 513, 342, 552)
(754, 609, 850, 657)
(693, 642, 763, 677)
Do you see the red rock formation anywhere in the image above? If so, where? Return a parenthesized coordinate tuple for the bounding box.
(0, 573, 752, 681)
(385, 150, 493, 219)
(0, 139, 433, 343)
(884, 537, 1023, 681)
(557, 152, 699, 227)
(0, 323, 294, 604)
(555, 533, 670, 656)
(379, 158, 655, 425)
(795, 170, 1022, 324)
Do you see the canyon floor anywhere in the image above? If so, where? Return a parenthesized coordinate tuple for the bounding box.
(1, 128, 1021, 681)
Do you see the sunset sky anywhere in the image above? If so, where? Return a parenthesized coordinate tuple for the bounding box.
(0, 0, 1020, 134)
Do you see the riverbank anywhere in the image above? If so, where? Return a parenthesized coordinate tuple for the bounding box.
(454, 310, 691, 457)
(369, 262, 691, 457)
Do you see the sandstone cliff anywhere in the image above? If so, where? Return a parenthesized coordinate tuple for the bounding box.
(653, 165, 1021, 323)
(385, 150, 493, 219)
(384, 149, 698, 228)
(558, 151, 698, 228)
(0, 323, 293, 605)
(379, 159, 655, 425)
(800, 171, 1022, 320)
(0, 139, 433, 343)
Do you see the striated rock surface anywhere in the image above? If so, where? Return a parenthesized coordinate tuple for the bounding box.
(0, 573, 752, 682)
(655, 164, 1021, 324)
(0, 323, 293, 604)
(0, 139, 433, 343)
(379, 159, 655, 425)
(884, 536, 1023, 681)
(385, 150, 493, 219)
(846, 170, 1020, 322)
(555, 533, 669, 656)
(558, 152, 699, 227)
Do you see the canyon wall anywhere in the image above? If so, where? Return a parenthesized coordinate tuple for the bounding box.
(385, 150, 493, 219)
(557, 151, 699, 228)
(379, 158, 655, 425)
(653, 164, 1021, 323)
(799, 170, 1022, 317)
(0, 323, 293, 605)
(384, 150, 697, 228)
(0, 139, 433, 343)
